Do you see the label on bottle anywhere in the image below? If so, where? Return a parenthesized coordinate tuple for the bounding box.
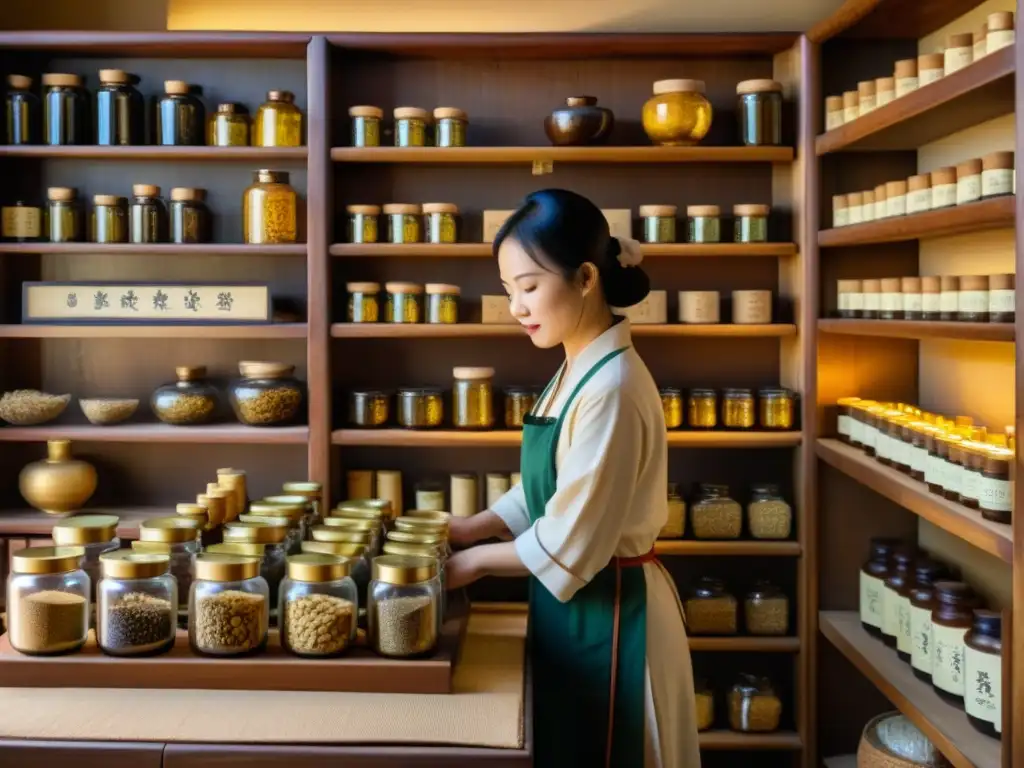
(932, 183, 957, 208)
(860, 571, 884, 628)
(826, 111, 844, 131)
(875, 201, 887, 220)
(886, 195, 906, 217)
(920, 68, 944, 86)
(925, 453, 944, 488)
(911, 605, 934, 673)
(1, 206, 41, 239)
(906, 189, 931, 214)
(895, 76, 919, 97)
(837, 414, 852, 438)
(858, 96, 876, 117)
(848, 205, 863, 225)
(964, 645, 1002, 728)
(957, 175, 982, 205)
(958, 290, 989, 313)
(940, 290, 959, 313)
(877, 90, 894, 108)
(961, 467, 980, 504)
(987, 30, 1014, 53)
(922, 293, 941, 313)
(944, 47, 973, 75)
(903, 293, 923, 313)
(834, 207, 849, 227)
(912, 443, 930, 476)
(979, 475, 1012, 512)
(880, 292, 901, 312)
(863, 293, 880, 312)
(848, 292, 864, 311)
(896, 595, 914, 654)
(989, 289, 1014, 314)
(883, 584, 901, 639)
(941, 458, 961, 496)
(974, 40, 988, 60)
(932, 623, 969, 697)
(843, 106, 859, 123)
(982, 168, 1013, 198)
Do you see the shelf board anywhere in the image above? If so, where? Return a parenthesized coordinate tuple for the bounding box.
(0, 146, 307, 161)
(817, 319, 1013, 342)
(332, 429, 802, 448)
(686, 636, 801, 651)
(656, 540, 801, 556)
(817, 439, 1012, 563)
(0, 324, 307, 339)
(0, 424, 309, 444)
(0, 243, 307, 256)
(330, 146, 794, 164)
(820, 611, 1001, 768)
(331, 323, 796, 339)
(815, 46, 1015, 154)
(0, 507, 168, 538)
(697, 730, 802, 750)
(329, 243, 797, 258)
(818, 197, 1015, 247)
(0, 31, 311, 58)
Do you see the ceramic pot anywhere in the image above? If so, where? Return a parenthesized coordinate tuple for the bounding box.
(544, 96, 614, 146)
(642, 78, 713, 146)
(19, 439, 98, 517)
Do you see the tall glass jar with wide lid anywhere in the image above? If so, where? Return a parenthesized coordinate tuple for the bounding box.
(42, 72, 86, 145)
(189, 553, 268, 656)
(97, 550, 177, 657)
(453, 366, 495, 429)
(368, 554, 442, 658)
(137, 516, 201, 623)
(243, 169, 298, 244)
(92, 194, 128, 243)
(156, 80, 204, 146)
(51, 514, 120, 613)
(280, 553, 357, 657)
(222, 520, 289, 614)
(254, 90, 303, 147)
(229, 361, 305, 427)
(7, 545, 89, 655)
(301, 539, 371, 617)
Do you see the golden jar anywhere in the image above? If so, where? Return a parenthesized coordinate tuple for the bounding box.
(383, 203, 422, 243)
(722, 388, 755, 429)
(659, 387, 683, 429)
(642, 78, 713, 146)
(425, 283, 460, 324)
(243, 169, 297, 244)
(385, 282, 423, 323)
(347, 205, 380, 244)
(394, 106, 430, 147)
(397, 388, 444, 429)
(433, 107, 467, 147)
(688, 388, 718, 429)
(759, 388, 795, 430)
(349, 105, 382, 147)
(504, 386, 538, 429)
(207, 103, 249, 147)
(347, 281, 381, 323)
(423, 203, 458, 244)
(253, 90, 303, 147)
(453, 366, 494, 429)
(348, 389, 390, 427)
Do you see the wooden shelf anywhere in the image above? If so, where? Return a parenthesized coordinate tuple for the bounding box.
(818, 319, 1014, 342)
(329, 243, 798, 258)
(686, 636, 801, 652)
(820, 611, 1001, 768)
(817, 439, 1012, 563)
(815, 45, 1015, 154)
(0, 243, 306, 256)
(330, 146, 794, 164)
(0, 424, 309, 444)
(0, 507, 167, 538)
(332, 429, 802, 448)
(697, 730, 802, 750)
(331, 323, 796, 339)
(818, 197, 1015, 248)
(0, 31, 311, 58)
(0, 146, 307, 161)
(656, 540, 801, 556)
(0, 324, 307, 339)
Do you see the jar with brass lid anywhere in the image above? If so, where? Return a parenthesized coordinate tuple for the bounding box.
(382, 538, 448, 612)
(759, 388, 794, 430)
(687, 388, 717, 429)
(97, 551, 177, 657)
(129, 184, 167, 244)
(348, 389, 390, 427)
(423, 203, 459, 244)
(722, 388, 755, 430)
(397, 387, 444, 429)
(281, 480, 322, 524)
(347, 205, 380, 244)
(243, 169, 298, 244)
(207, 103, 250, 147)
(95, 69, 143, 146)
(223, 521, 290, 613)
(686, 205, 721, 243)
(169, 187, 211, 244)
(230, 360, 305, 427)
(6, 74, 39, 145)
(660, 387, 683, 429)
(931, 581, 981, 703)
(639, 205, 677, 243)
(51, 514, 120, 614)
(246, 508, 302, 554)
(453, 366, 495, 429)
(7, 546, 89, 656)
(254, 90, 303, 147)
(394, 107, 430, 147)
(384, 204, 422, 243)
(189, 553, 269, 656)
(138, 516, 201, 623)
(393, 514, 449, 540)
(964, 609, 1003, 737)
(280, 553, 357, 658)
(349, 105, 383, 147)
(660, 482, 686, 539)
(384, 281, 423, 323)
(729, 674, 782, 733)
(156, 80, 204, 146)
(42, 73, 86, 145)
(346, 281, 381, 323)
(745, 581, 789, 635)
(152, 365, 219, 425)
(91, 194, 128, 243)
(318, 518, 382, 560)
(46, 187, 82, 243)
(691, 484, 742, 540)
(733, 204, 769, 243)
(684, 577, 737, 635)
(505, 386, 538, 429)
(301, 539, 371, 613)
(263, 494, 318, 540)
(433, 107, 467, 147)
(747, 484, 792, 540)
(368, 554, 442, 657)
(425, 283, 460, 323)
(736, 79, 782, 146)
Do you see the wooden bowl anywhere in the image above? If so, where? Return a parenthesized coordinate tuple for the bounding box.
(79, 398, 140, 426)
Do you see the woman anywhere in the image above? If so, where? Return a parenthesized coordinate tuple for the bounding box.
(445, 189, 700, 768)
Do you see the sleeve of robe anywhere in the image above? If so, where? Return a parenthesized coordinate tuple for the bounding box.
(490, 482, 532, 536)
(515, 390, 644, 602)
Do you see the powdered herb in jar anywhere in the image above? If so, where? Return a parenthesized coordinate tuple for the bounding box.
(685, 577, 737, 635)
(660, 387, 683, 429)
(660, 482, 686, 539)
(688, 388, 717, 429)
(745, 581, 789, 635)
(729, 675, 782, 732)
(691, 484, 742, 540)
(747, 484, 792, 539)
(347, 282, 381, 323)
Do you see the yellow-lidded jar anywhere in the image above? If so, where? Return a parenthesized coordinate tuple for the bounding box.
(349, 105, 383, 147)
(243, 169, 297, 244)
(453, 366, 495, 429)
(433, 107, 468, 147)
(139, 516, 202, 620)
(281, 480, 322, 524)
(188, 553, 269, 657)
(52, 514, 121, 612)
(368, 554, 442, 658)
(347, 204, 380, 244)
(207, 103, 250, 147)
(7, 546, 89, 656)
(347, 281, 381, 323)
(96, 551, 177, 657)
(423, 202, 459, 244)
(385, 281, 423, 323)
(640, 204, 677, 244)
(425, 283, 460, 324)
(688, 388, 717, 429)
(394, 106, 430, 147)
(254, 89, 303, 147)
(383, 203, 422, 244)
(280, 553, 357, 658)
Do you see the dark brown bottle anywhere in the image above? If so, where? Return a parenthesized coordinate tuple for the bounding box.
(900, 558, 948, 664)
(931, 581, 980, 704)
(860, 538, 900, 637)
(964, 609, 1002, 738)
(882, 548, 915, 648)
(909, 562, 951, 680)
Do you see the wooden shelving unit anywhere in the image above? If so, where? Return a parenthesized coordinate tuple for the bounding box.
(0, 243, 307, 256)
(0, 324, 308, 339)
(817, 319, 1014, 342)
(0, 146, 308, 161)
(0, 424, 310, 444)
(331, 323, 797, 339)
(330, 145, 795, 164)
(332, 429, 803, 448)
(330, 242, 798, 258)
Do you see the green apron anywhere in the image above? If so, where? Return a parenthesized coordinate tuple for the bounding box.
(522, 347, 650, 768)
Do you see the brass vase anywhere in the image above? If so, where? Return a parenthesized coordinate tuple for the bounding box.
(19, 439, 98, 517)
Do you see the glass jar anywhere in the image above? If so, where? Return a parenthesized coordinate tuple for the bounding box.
(151, 365, 219, 425)
(759, 388, 794, 430)
(385, 282, 423, 323)
(397, 387, 444, 429)
(910, 559, 951, 679)
(346, 281, 381, 322)
(46, 186, 82, 243)
(381, 539, 448, 612)
(207, 102, 250, 146)
(687, 388, 717, 429)
(189, 553, 269, 656)
(687, 205, 721, 243)
(691, 484, 742, 540)
(254, 90, 303, 147)
(97, 551, 177, 657)
(229, 360, 305, 427)
(660, 482, 686, 539)
(642, 78, 712, 146)
(243, 169, 298, 244)
(383, 204, 422, 244)
(221, 524, 288, 615)
(737, 79, 783, 146)
(6, 74, 39, 145)
(684, 577, 737, 635)
(453, 366, 495, 429)
(1, 201, 42, 242)
(745, 581, 789, 635)
(695, 681, 715, 732)
(747, 483, 792, 540)
(91, 195, 128, 243)
(423, 203, 459, 244)
(368, 554, 442, 657)
(7, 546, 89, 656)
(169, 187, 211, 244)
(505, 387, 538, 429)
(347, 205, 380, 244)
(425, 283, 460, 324)
(42, 73, 86, 146)
(729, 675, 782, 732)
(136, 516, 201, 624)
(349, 105, 383, 147)
(393, 107, 430, 147)
(156, 80, 204, 146)
(964, 609, 1003, 737)
(932, 581, 981, 704)
(280, 553, 357, 657)
(129, 184, 167, 244)
(335, 498, 393, 528)
(433, 107, 467, 147)
(281, 480, 323, 525)
(660, 387, 683, 429)
(393, 514, 448, 539)
(95, 69, 143, 146)
(722, 388, 755, 430)
(882, 548, 916, 649)
(319, 518, 383, 558)
(51, 514, 120, 615)
(734, 204, 770, 243)
(246, 506, 304, 553)
(639, 205, 677, 244)
(860, 537, 900, 636)
(301, 540, 371, 616)
(348, 389, 390, 427)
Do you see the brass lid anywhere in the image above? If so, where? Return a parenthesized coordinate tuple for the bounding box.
(393, 106, 430, 120)
(255, 169, 290, 184)
(266, 89, 294, 102)
(139, 515, 202, 543)
(223, 520, 289, 544)
(372, 554, 437, 585)
(98, 69, 131, 84)
(312, 525, 374, 542)
(736, 79, 782, 95)
(42, 73, 82, 87)
(639, 204, 677, 217)
(653, 78, 704, 95)
(52, 514, 119, 545)
(262, 494, 312, 510)
(164, 80, 190, 95)
(194, 552, 261, 581)
(406, 509, 452, 522)
(382, 204, 421, 216)
(908, 174, 930, 191)
(842, 91, 858, 108)
(340, 498, 393, 516)
(206, 542, 266, 557)
(893, 59, 917, 78)
(824, 95, 843, 111)
(832, 195, 847, 209)
(433, 106, 467, 120)
(349, 105, 383, 119)
(880, 277, 901, 292)
(7, 74, 32, 89)
(931, 166, 956, 185)
(382, 540, 438, 558)
(346, 205, 381, 216)
(99, 550, 170, 579)
(131, 541, 172, 554)
(862, 189, 875, 205)
(239, 513, 294, 527)
(333, 505, 385, 521)
(170, 187, 205, 202)
(238, 360, 294, 379)
(875, 76, 895, 91)
(959, 274, 988, 291)
(393, 516, 449, 534)
(47, 187, 76, 202)
(733, 204, 770, 217)
(387, 529, 446, 546)
(346, 281, 381, 292)
(176, 502, 208, 518)
(940, 275, 959, 291)
(422, 202, 459, 214)
(886, 180, 908, 196)
(847, 192, 864, 205)
(988, 11, 1014, 31)
(302, 540, 366, 558)
(249, 502, 304, 520)
(286, 552, 351, 582)
(989, 273, 1014, 290)
(321, 517, 378, 533)
(11, 546, 85, 575)
(93, 194, 125, 206)
(947, 32, 974, 48)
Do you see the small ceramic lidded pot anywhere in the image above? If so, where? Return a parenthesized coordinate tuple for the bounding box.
(544, 96, 614, 146)
(643, 79, 712, 146)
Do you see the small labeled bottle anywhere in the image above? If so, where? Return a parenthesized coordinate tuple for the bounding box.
(921, 276, 941, 321)
(841, 90, 858, 123)
(957, 275, 989, 322)
(824, 95, 844, 131)
(906, 174, 931, 215)
(1, 200, 42, 242)
(875, 77, 895, 108)
(885, 180, 907, 217)
(42, 73, 87, 145)
(988, 274, 1014, 323)
(129, 184, 167, 244)
(931, 581, 980, 704)
(956, 159, 983, 205)
(5, 74, 39, 145)
(46, 186, 82, 243)
(979, 446, 1013, 524)
(964, 609, 1003, 737)
(860, 538, 900, 636)
(894, 59, 919, 97)
(944, 33, 974, 75)
(905, 559, 949, 666)
(879, 278, 902, 320)
(901, 277, 923, 320)
(156, 80, 204, 146)
(169, 187, 211, 244)
(882, 548, 916, 649)
(95, 69, 144, 146)
(832, 195, 848, 227)
(986, 11, 1015, 53)
(861, 279, 880, 319)
(254, 90, 303, 147)
(91, 195, 128, 243)
(857, 80, 876, 116)
(931, 167, 958, 209)
(918, 53, 944, 86)
(981, 151, 1014, 198)
(939, 276, 959, 320)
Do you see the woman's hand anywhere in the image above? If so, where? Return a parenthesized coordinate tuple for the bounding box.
(447, 510, 514, 549)
(447, 515, 480, 549)
(445, 548, 483, 590)
(445, 541, 530, 591)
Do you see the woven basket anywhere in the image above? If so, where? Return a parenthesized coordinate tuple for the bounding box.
(858, 712, 950, 768)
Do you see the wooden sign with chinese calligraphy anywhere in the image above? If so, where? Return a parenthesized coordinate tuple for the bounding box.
(22, 283, 272, 324)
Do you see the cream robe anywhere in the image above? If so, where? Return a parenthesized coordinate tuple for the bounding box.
(492, 319, 701, 768)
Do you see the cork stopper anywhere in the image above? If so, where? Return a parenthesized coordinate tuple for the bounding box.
(47, 187, 76, 202)
(422, 203, 459, 214)
(908, 174, 931, 191)
(385, 281, 424, 294)
(875, 77, 895, 92)
(825, 95, 843, 113)
(733, 204, 770, 217)
(874, 184, 887, 201)
(346, 282, 381, 293)
(164, 80, 190, 95)
(989, 274, 1015, 290)
(132, 184, 160, 197)
(921, 276, 941, 293)
(382, 203, 422, 215)
(98, 69, 131, 84)
(881, 278, 902, 292)
(93, 194, 124, 206)
(393, 106, 430, 121)
(862, 189, 875, 205)
(988, 11, 1014, 32)
(861, 279, 880, 294)
(832, 194, 848, 210)
(7, 74, 31, 89)
(687, 205, 721, 217)
(959, 275, 989, 291)
(982, 151, 1013, 171)
(847, 192, 864, 206)
(940, 275, 960, 291)
(857, 80, 876, 97)
(918, 53, 944, 70)
(931, 166, 956, 185)
(886, 180, 908, 196)
(349, 105, 383, 119)
(346, 204, 381, 215)
(956, 159, 982, 178)
(842, 91, 858, 108)
(736, 79, 782, 95)
(653, 79, 705, 95)
(170, 187, 205, 202)
(837, 279, 863, 292)
(894, 59, 918, 78)
(433, 107, 468, 120)
(948, 33, 974, 48)
(425, 283, 461, 295)
(42, 73, 82, 87)
(639, 205, 678, 217)
(901, 277, 922, 292)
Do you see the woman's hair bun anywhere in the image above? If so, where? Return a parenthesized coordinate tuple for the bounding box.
(602, 237, 651, 308)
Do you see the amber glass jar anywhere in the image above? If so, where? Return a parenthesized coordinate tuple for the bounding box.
(931, 581, 980, 704)
(91, 195, 128, 244)
(691, 484, 742, 540)
(42, 73, 86, 145)
(758, 388, 794, 429)
(95, 69, 143, 146)
(254, 90, 303, 147)
(453, 366, 494, 429)
(745, 581, 789, 635)
(46, 187, 82, 243)
(660, 387, 683, 429)
(243, 170, 298, 244)
(684, 577, 737, 635)
(504, 387, 538, 429)
(207, 103, 250, 147)
(964, 609, 1003, 737)
(728, 675, 782, 733)
(882, 548, 916, 649)
(860, 537, 900, 636)
(129, 184, 168, 244)
(910, 561, 951, 679)
(156, 80, 204, 146)
(687, 388, 717, 429)
(169, 188, 211, 244)
(6, 74, 39, 145)
(979, 446, 1013, 524)
(722, 388, 755, 429)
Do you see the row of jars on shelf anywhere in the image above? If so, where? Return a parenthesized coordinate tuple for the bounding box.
(836, 398, 1014, 525)
(859, 538, 1002, 739)
(0, 172, 299, 245)
(660, 387, 796, 432)
(684, 576, 790, 636)
(662, 482, 793, 541)
(695, 674, 784, 734)
(5, 73, 303, 147)
(835, 275, 1015, 324)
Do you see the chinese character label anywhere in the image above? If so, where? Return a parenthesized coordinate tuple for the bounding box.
(153, 290, 169, 311)
(216, 291, 234, 312)
(94, 291, 109, 311)
(120, 290, 139, 311)
(184, 290, 201, 312)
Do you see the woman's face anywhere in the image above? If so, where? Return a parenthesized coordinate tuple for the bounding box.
(498, 237, 585, 349)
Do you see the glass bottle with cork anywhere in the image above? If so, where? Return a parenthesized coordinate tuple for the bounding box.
(45, 187, 82, 243)
(5, 74, 39, 145)
(169, 187, 211, 244)
(95, 69, 144, 146)
(156, 80, 204, 146)
(42, 73, 87, 145)
(129, 184, 168, 244)
(254, 90, 303, 147)
(91, 195, 128, 243)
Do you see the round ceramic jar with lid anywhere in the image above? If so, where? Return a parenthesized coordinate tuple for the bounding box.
(348, 389, 390, 427)
(835, 396, 861, 443)
(222, 522, 289, 614)
(733, 204, 769, 242)
(504, 386, 538, 429)
(97, 551, 177, 657)
(659, 387, 683, 429)
(964, 609, 1003, 737)
(349, 105, 383, 147)
(879, 277, 902, 320)
(920, 276, 941, 320)
(832, 194, 849, 227)
(137, 516, 201, 622)
(747, 483, 792, 540)
(280, 553, 357, 658)
(383, 204, 422, 244)
(876, 76, 895, 107)
(433, 107, 467, 147)
(423, 203, 459, 244)
(884, 181, 907, 217)
(893, 58, 919, 98)
(981, 151, 1014, 198)
(243, 169, 298, 244)
(51, 514, 120, 612)
(744, 581, 789, 635)
(987, 11, 1015, 52)
(918, 53, 945, 86)
(721, 388, 755, 430)
(988, 274, 1014, 323)
(841, 90, 858, 123)
(931, 581, 981, 703)
(397, 387, 444, 429)
(42, 73, 86, 145)
(873, 184, 888, 219)
(156, 80, 204, 146)
(229, 360, 305, 427)
(957, 275, 989, 322)
(129, 184, 167, 244)
(368, 554, 442, 658)
(254, 89, 302, 148)
(425, 283, 460, 323)
(679, 291, 720, 324)
(881, 548, 916, 648)
(860, 189, 876, 223)
(152, 365, 218, 425)
(207, 103, 250, 147)
(836, 279, 863, 318)
(729, 675, 782, 733)
(385, 281, 424, 323)
(189, 553, 268, 657)
(939, 275, 959, 320)
(347, 205, 380, 244)
(930, 166, 957, 209)
(944, 33, 974, 75)
(684, 577, 737, 635)
(686, 205, 721, 243)
(6, 74, 39, 145)
(857, 80, 876, 116)
(7, 546, 89, 656)
(687, 388, 717, 429)
(642, 78, 712, 146)
(393, 107, 430, 147)
(639, 205, 677, 243)
(346, 281, 381, 322)
(95, 69, 143, 146)
(758, 388, 794, 430)
(453, 366, 495, 429)
(46, 187, 81, 243)
(413, 482, 446, 511)
(736, 79, 782, 146)
(901, 277, 923, 320)
(691, 484, 742, 540)
(846, 192, 864, 225)
(169, 187, 211, 244)
(91, 194, 128, 243)
(860, 537, 900, 636)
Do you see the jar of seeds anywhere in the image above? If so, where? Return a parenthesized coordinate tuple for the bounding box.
(660, 482, 686, 539)
(397, 387, 445, 428)
(695, 681, 715, 731)
(280, 553, 357, 658)
(347, 282, 381, 323)
(349, 105, 382, 147)
(151, 366, 219, 425)
(51, 514, 120, 618)
(385, 281, 424, 323)
(660, 387, 684, 429)
(639, 204, 677, 243)
(229, 361, 305, 427)
(368, 554, 442, 658)
(348, 389, 390, 427)
(728, 674, 782, 732)
(747, 484, 792, 540)
(744, 581, 789, 635)
(393, 107, 430, 147)
(691, 484, 742, 539)
(425, 283, 460, 323)
(384, 204, 422, 243)
(684, 577, 738, 635)
(281, 480, 323, 525)
(423, 203, 459, 244)
(129, 184, 168, 244)
(97, 551, 177, 657)
(433, 107, 467, 147)
(319, 517, 382, 559)
(7, 546, 89, 656)
(302, 539, 372, 615)
(347, 205, 380, 244)
(382, 538, 449, 615)
(245, 504, 304, 553)
(136, 516, 201, 624)
(189, 553, 268, 657)
(453, 366, 495, 429)
(263, 494, 319, 539)
(46, 187, 82, 243)
(222, 521, 289, 615)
